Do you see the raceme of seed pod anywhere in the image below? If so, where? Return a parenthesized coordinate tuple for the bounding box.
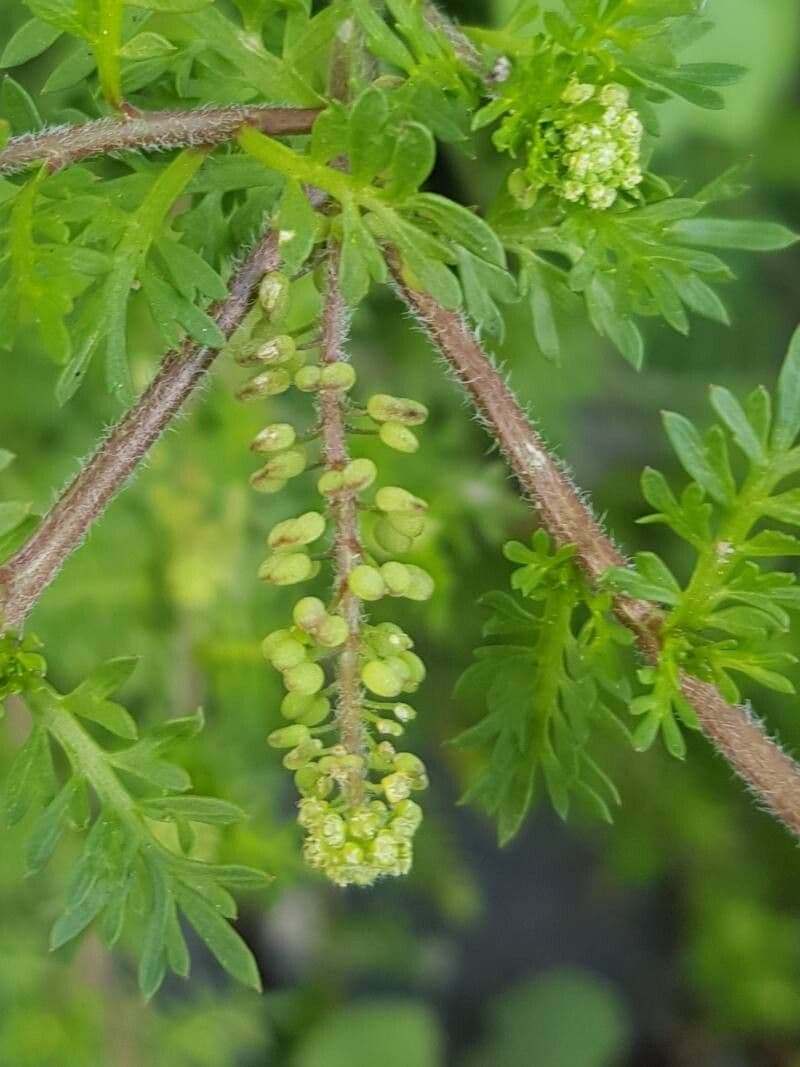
(501, 78, 644, 211)
(233, 269, 433, 887)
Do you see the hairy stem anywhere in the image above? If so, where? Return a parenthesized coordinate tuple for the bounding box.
(319, 246, 365, 807)
(391, 261, 800, 840)
(0, 225, 286, 631)
(0, 107, 320, 177)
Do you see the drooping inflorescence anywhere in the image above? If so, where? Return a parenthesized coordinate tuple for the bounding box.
(497, 78, 644, 211)
(231, 255, 433, 886)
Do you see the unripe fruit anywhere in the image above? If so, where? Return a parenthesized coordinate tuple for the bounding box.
(361, 659, 403, 698)
(284, 661, 325, 695)
(249, 474, 286, 494)
(268, 637, 307, 671)
(394, 752, 427, 779)
(316, 615, 349, 648)
(262, 628, 292, 659)
(281, 691, 329, 723)
(258, 552, 315, 585)
(398, 650, 426, 686)
(367, 394, 428, 426)
(259, 271, 290, 321)
(251, 448, 307, 489)
(375, 487, 427, 514)
(368, 623, 413, 657)
(379, 421, 419, 454)
(348, 565, 386, 601)
(237, 335, 296, 367)
(251, 423, 296, 453)
(404, 565, 435, 601)
(317, 469, 343, 495)
(268, 724, 310, 749)
(294, 365, 322, 391)
(293, 596, 327, 632)
(381, 561, 411, 596)
(236, 367, 291, 401)
(268, 511, 326, 551)
(387, 512, 426, 538)
(294, 765, 321, 794)
(373, 518, 413, 555)
(341, 458, 377, 491)
(320, 363, 356, 391)
(384, 655, 412, 685)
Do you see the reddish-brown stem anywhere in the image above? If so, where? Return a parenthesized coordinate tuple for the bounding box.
(0, 106, 320, 177)
(0, 226, 284, 631)
(391, 259, 800, 840)
(319, 246, 365, 807)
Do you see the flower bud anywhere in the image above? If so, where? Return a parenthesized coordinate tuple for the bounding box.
(236, 335, 296, 367)
(236, 368, 292, 401)
(316, 614, 349, 648)
(367, 394, 428, 426)
(342, 458, 377, 491)
(379, 422, 419, 454)
(267, 637, 308, 671)
(394, 703, 417, 723)
(268, 511, 326, 551)
(293, 596, 327, 632)
(362, 659, 403, 698)
(381, 771, 412, 804)
(348, 565, 386, 601)
(258, 553, 315, 585)
(251, 423, 297, 453)
(381, 561, 411, 597)
(317, 469, 343, 495)
(268, 724, 311, 749)
(376, 718, 404, 737)
(284, 661, 325, 695)
(373, 519, 413, 555)
(294, 365, 322, 391)
(259, 271, 290, 321)
(404, 565, 435, 601)
(375, 487, 427, 514)
(320, 363, 356, 391)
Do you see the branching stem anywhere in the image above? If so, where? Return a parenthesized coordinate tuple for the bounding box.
(390, 259, 800, 840)
(319, 246, 365, 807)
(0, 107, 320, 177)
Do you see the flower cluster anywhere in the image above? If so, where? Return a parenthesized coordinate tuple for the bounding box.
(232, 270, 433, 886)
(0, 627, 46, 705)
(502, 78, 644, 211)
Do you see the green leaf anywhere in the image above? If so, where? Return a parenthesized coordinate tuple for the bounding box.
(709, 386, 766, 465)
(662, 411, 732, 505)
(0, 75, 42, 132)
(385, 122, 436, 202)
(140, 796, 246, 825)
(176, 884, 262, 991)
(348, 88, 392, 184)
(740, 531, 800, 557)
(352, 0, 414, 72)
(138, 859, 170, 999)
(773, 326, 800, 451)
(3, 725, 51, 826)
(586, 277, 643, 370)
(669, 218, 798, 252)
(0, 499, 30, 536)
(276, 178, 317, 275)
(26, 778, 77, 874)
(0, 18, 61, 68)
(406, 192, 506, 267)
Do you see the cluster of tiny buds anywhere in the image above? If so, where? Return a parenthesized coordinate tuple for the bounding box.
(232, 269, 435, 886)
(510, 78, 644, 211)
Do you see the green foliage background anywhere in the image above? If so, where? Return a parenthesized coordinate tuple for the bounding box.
(1, 0, 800, 1063)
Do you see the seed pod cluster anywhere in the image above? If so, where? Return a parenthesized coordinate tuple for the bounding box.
(233, 269, 435, 886)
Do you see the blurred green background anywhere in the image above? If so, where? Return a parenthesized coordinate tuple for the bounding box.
(2, 0, 800, 1064)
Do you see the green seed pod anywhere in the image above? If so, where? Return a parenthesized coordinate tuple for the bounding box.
(373, 518, 413, 555)
(268, 637, 308, 671)
(394, 752, 428, 785)
(379, 421, 419, 454)
(236, 367, 292, 401)
(341, 458, 377, 491)
(259, 271, 290, 321)
(249, 473, 287, 495)
(367, 394, 428, 426)
(384, 655, 412, 686)
(317, 469, 343, 495)
(251, 423, 297, 453)
(387, 512, 426, 538)
(398, 650, 426, 686)
(294, 365, 322, 392)
(253, 447, 307, 485)
(368, 623, 413, 657)
(348, 564, 386, 601)
(237, 335, 296, 367)
(320, 363, 356, 391)
(293, 596, 327, 632)
(258, 552, 315, 586)
(381, 561, 411, 596)
(316, 614, 349, 648)
(268, 723, 311, 749)
(262, 628, 293, 659)
(268, 511, 326, 551)
(404, 565, 435, 601)
(375, 486, 427, 514)
(362, 659, 403, 698)
(284, 661, 325, 695)
(294, 765, 322, 795)
(294, 695, 331, 727)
